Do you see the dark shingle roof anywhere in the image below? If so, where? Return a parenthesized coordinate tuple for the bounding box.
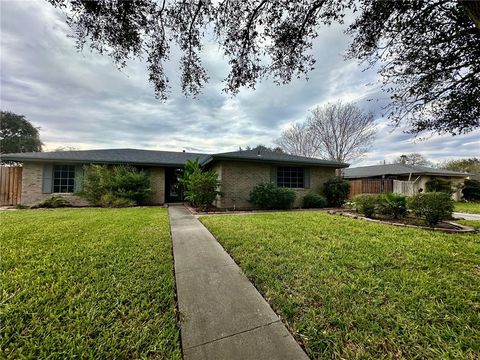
(1, 148, 210, 167)
(1, 148, 348, 168)
(343, 164, 468, 179)
(208, 150, 348, 167)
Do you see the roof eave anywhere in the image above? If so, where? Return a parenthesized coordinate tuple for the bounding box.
(0, 156, 187, 167)
(208, 155, 349, 168)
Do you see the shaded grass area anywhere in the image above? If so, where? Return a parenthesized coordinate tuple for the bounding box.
(455, 219, 480, 229)
(455, 202, 480, 214)
(201, 212, 480, 359)
(1, 208, 181, 359)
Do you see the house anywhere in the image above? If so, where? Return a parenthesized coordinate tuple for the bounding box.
(343, 163, 469, 200)
(1, 148, 348, 209)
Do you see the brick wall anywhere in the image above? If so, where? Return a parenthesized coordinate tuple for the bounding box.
(20, 162, 166, 206)
(212, 161, 336, 209)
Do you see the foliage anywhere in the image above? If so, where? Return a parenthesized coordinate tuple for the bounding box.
(36, 195, 71, 208)
(353, 194, 379, 218)
(249, 183, 296, 210)
(378, 193, 407, 219)
(323, 177, 350, 207)
(184, 170, 220, 209)
(82, 164, 150, 206)
(454, 201, 480, 214)
(200, 211, 479, 359)
(440, 157, 480, 173)
(0, 111, 42, 154)
(425, 177, 453, 193)
(408, 192, 454, 227)
(302, 193, 327, 209)
(48, 1, 480, 134)
(178, 158, 201, 187)
(275, 122, 320, 158)
(395, 153, 431, 166)
(0, 208, 181, 359)
(462, 179, 480, 201)
(240, 145, 285, 153)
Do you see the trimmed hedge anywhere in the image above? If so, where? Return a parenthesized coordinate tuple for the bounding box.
(324, 177, 350, 207)
(408, 192, 454, 227)
(303, 193, 327, 208)
(249, 183, 296, 210)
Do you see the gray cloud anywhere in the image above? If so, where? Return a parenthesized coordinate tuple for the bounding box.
(1, 1, 478, 164)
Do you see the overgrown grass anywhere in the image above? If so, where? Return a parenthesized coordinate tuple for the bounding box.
(1, 208, 181, 359)
(455, 201, 480, 214)
(201, 212, 480, 359)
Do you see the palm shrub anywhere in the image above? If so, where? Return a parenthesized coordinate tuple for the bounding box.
(426, 177, 452, 193)
(378, 193, 407, 219)
(249, 183, 296, 210)
(462, 179, 480, 201)
(303, 193, 327, 208)
(323, 177, 350, 207)
(407, 192, 454, 227)
(353, 194, 379, 218)
(184, 170, 220, 210)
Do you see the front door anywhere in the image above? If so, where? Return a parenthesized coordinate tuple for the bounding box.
(165, 168, 184, 202)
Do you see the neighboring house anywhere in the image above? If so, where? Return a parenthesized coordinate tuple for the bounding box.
(343, 163, 469, 200)
(1, 148, 348, 209)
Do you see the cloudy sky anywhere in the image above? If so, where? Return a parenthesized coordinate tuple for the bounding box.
(1, 1, 478, 166)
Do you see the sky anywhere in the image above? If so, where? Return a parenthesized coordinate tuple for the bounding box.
(1, 0, 478, 166)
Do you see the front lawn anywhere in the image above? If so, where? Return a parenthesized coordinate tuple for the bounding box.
(1, 208, 181, 359)
(201, 212, 480, 359)
(455, 201, 480, 214)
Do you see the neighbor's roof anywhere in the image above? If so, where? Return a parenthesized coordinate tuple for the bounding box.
(343, 163, 468, 179)
(1, 148, 349, 168)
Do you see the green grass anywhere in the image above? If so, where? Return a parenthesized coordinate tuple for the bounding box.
(455, 202, 480, 214)
(201, 212, 480, 359)
(455, 219, 480, 229)
(1, 208, 181, 359)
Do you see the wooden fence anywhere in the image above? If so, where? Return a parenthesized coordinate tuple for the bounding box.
(349, 179, 394, 198)
(0, 166, 22, 206)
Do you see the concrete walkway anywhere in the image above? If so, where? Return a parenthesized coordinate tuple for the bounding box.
(168, 204, 309, 360)
(453, 212, 480, 221)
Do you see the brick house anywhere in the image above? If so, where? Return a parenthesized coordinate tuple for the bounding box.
(2, 149, 348, 209)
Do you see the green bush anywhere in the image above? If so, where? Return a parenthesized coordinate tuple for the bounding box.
(303, 193, 327, 208)
(82, 164, 151, 207)
(353, 194, 379, 218)
(249, 183, 296, 210)
(426, 177, 452, 193)
(36, 195, 71, 208)
(462, 179, 480, 201)
(408, 192, 454, 227)
(184, 170, 220, 209)
(324, 177, 350, 207)
(378, 193, 407, 219)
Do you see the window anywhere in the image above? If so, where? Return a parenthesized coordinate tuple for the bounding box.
(277, 166, 304, 188)
(53, 165, 75, 193)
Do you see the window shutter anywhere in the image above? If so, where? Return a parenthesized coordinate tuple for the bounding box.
(42, 164, 53, 193)
(74, 165, 84, 192)
(270, 166, 277, 185)
(304, 168, 310, 189)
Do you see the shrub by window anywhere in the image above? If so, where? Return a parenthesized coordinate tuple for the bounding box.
(462, 179, 480, 201)
(249, 182, 296, 209)
(407, 192, 454, 227)
(323, 177, 350, 207)
(303, 193, 327, 208)
(53, 165, 75, 193)
(36, 195, 71, 208)
(425, 177, 452, 193)
(277, 166, 304, 188)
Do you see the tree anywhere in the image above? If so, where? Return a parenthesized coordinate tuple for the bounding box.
(0, 111, 42, 154)
(240, 145, 285, 153)
(439, 158, 480, 174)
(275, 122, 320, 158)
(48, 0, 480, 134)
(395, 153, 431, 167)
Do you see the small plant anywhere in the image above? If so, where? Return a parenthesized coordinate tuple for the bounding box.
(426, 177, 452, 193)
(100, 193, 136, 208)
(37, 195, 71, 208)
(323, 177, 350, 207)
(462, 179, 480, 201)
(378, 193, 407, 219)
(15, 204, 30, 210)
(184, 170, 221, 210)
(249, 183, 296, 210)
(408, 192, 454, 227)
(353, 194, 379, 218)
(303, 193, 327, 208)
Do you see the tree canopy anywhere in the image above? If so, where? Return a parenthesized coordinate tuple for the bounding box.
(394, 153, 431, 167)
(48, 0, 480, 134)
(0, 111, 43, 154)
